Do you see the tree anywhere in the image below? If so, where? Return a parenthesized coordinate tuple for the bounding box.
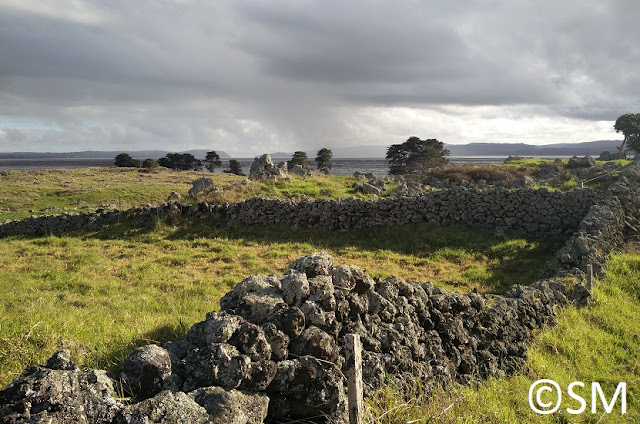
(114, 153, 140, 168)
(288, 151, 311, 170)
(315, 148, 333, 174)
(158, 153, 202, 171)
(204, 151, 223, 172)
(614, 113, 640, 157)
(142, 158, 159, 169)
(386, 137, 449, 175)
(226, 159, 245, 176)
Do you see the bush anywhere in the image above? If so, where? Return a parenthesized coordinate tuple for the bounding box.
(114, 153, 140, 168)
(142, 158, 159, 169)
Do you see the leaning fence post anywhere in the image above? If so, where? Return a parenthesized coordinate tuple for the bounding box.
(345, 334, 363, 424)
(586, 263, 593, 291)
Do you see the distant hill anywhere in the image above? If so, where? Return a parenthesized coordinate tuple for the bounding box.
(444, 140, 622, 157)
(0, 150, 231, 160)
(0, 140, 625, 160)
(327, 140, 623, 158)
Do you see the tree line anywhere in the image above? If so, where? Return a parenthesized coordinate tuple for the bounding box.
(114, 148, 334, 175)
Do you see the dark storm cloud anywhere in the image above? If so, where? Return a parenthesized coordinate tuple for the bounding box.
(0, 0, 637, 152)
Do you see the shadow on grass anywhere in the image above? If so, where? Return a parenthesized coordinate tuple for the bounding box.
(83, 215, 563, 294)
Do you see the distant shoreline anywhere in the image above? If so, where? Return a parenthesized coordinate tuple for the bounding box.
(0, 156, 572, 175)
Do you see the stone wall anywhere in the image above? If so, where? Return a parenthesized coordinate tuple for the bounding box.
(0, 252, 589, 423)
(542, 161, 640, 279)
(0, 187, 602, 239)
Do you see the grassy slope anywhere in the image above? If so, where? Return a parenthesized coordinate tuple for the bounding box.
(366, 250, 640, 423)
(0, 219, 554, 387)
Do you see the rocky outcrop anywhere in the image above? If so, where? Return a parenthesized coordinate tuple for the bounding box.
(289, 164, 311, 177)
(188, 177, 216, 199)
(566, 155, 596, 169)
(249, 154, 288, 180)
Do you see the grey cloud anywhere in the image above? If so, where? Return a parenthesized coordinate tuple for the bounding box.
(0, 0, 636, 152)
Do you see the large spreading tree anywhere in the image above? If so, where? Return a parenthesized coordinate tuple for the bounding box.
(614, 113, 640, 157)
(386, 137, 449, 175)
(315, 148, 333, 174)
(158, 153, 202, 171)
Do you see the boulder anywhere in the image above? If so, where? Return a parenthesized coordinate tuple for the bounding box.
(0, 356, 123, 423)
(119, 344, 172, 400)
(367, 178, 387, 191)
(46, 349, 77, 371)
(267, 356, 348, 423)
(249, 154, 288, 180)
(361, 182, 382, 196)
(352, 171, 375, 180)
(566, 155, 596, 169)
(190, 386, 269, 424)
(166, 191, 182, 202)
(188, 177, 216, 198)
(117, 390, 209, 423)
(514, 175, 535, 189)
(289, 164, 311, 177)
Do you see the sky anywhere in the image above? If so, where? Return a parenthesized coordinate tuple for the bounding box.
(0, 0, 638, 156)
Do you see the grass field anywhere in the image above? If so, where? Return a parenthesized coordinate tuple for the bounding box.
(366, 249, 640, 423)
(0, 168, 394, 221)
(0, 217, 556, 388)
(1, 161, 627, 221)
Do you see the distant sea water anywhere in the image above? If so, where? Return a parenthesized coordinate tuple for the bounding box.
(0, 157, 514, 175)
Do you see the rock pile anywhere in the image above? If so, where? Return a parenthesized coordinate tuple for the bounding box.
(1, 252, 591, 423)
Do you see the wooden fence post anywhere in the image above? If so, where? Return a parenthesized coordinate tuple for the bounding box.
(586, 263, 593, 291)
(345, 334, 363, 424)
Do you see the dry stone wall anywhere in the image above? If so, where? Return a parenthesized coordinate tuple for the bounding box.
(0, 252, 590, 423)
(0, 187, 602, 239)
(542, 161, 640, 280)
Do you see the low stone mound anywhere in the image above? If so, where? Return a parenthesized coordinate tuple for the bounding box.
(1, 252, 592, 423)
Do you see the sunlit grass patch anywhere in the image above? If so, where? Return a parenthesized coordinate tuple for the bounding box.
(0, 220, 555, 386)
(366, 250, 640, 423)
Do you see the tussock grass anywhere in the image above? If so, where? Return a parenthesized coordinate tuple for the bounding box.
(0, 218, 554, 387)
(366, 250, 640, 423)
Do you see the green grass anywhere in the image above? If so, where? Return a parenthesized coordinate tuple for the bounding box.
(0, 168, 392, 221)
(366, 249, 640, 423)
(501, 158, 632, 168)
(0, 218, 555, 387)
